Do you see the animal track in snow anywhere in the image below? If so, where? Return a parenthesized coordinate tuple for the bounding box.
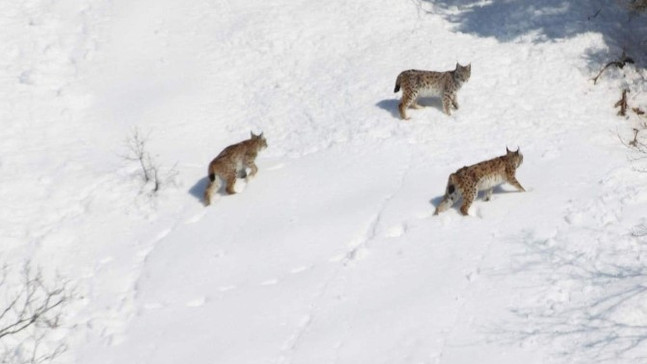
(465, 269, 480, 282)
(219, 285, 236, 292)
(265, 163, 285, 171)
(186, 297, 207, 307)
(416, 210, 433, 219)
(185, 211, 206, 224)
(143, 302, 164, 310)
(154, 228, 172, 242)
(290, 266, 309, 274)
(385, 223, 405, 238)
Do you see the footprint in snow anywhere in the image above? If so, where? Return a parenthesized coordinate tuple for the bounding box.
(416, 210, 433, 219)
(385, 223, 405, 238)
(466, 270, 480, 282)
(290, 266, 309, 274)
(564, 212, 584, 225)
(475, 207, 484, 219)
(186, 297, 208, 307)
(219, 285, 236, 292)
(185, 211, 206, 224)
(265, 163, 285, 171)
(143, 302, 164, 310)
(154, 228, 172, 242)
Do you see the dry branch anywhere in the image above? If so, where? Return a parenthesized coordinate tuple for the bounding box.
(0, 264, 70, 363)
(615, 89, 630, 116)
(592, 52, 635, 85)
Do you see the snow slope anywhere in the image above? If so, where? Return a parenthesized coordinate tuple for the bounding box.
(1, 0, 647, 363)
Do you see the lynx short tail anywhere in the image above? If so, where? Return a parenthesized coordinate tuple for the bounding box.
(394, 74, 402, 93)
(208, 172, 216, 182)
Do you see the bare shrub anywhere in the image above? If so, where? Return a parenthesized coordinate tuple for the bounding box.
(627, 0, 647, 12)
(122, 128, 178, 194)
(592, 51, 635, 85)
(0, 264, 71, 364)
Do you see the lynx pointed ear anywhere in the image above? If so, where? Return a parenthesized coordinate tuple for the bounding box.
(259, 132, 264, 138)
(506, 146, 511, 153)
(250, 131, 257, 138)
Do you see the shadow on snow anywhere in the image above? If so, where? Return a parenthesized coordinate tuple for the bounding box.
(491, 227, 647, 362)
(376, 97, 445, 118)
(417, 0, 647, 68)
(188, 177, 209, 203)
(428, 186, 517, 214)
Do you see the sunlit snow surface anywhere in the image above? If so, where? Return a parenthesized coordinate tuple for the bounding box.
(1, 0, 647, 363)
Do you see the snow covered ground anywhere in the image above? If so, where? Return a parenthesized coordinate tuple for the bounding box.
(1, 0, 647, 363)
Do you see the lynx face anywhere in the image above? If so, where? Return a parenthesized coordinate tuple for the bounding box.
(394, 63, 471, 120)
(203, 132, 267, 205)
(434, 147, 525, 216)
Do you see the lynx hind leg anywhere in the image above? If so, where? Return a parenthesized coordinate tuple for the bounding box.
(434, 175, 461, 215)
(484, 188, 494, 201)
(459, 187, 478, 216)
(218, 170, 236, 195)
(204, 174, 221, 206)
(244, 156, 259, 180)
(398, 90, 417, 120)
(203, 181, 214, 206)
(247, 164, 258, 181)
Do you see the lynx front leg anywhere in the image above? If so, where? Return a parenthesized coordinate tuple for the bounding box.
(246, 163, 258, 181)
(459, 188, 477, 216)
(507, 176, 526, 192)
(451, 94, 459, 110)
(244, 155, 259, 181)
(442, 93, 453, 115)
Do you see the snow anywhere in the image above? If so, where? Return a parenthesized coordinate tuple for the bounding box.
(1, 0, 647, 363)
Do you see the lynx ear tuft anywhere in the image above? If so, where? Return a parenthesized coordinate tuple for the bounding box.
(506, 146, 511, 153)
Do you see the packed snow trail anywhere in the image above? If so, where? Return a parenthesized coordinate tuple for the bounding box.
(1, 0, 647, 363)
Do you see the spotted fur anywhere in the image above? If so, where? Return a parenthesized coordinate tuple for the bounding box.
(434, 147, 525, 216)
(204, 132, 268, 206)
(394, 63, 471, 120)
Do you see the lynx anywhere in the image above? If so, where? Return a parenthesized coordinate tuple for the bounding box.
(203, 132, 268, 206)
(434, 147, 525, 216)
(394, 63, 471, 120)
